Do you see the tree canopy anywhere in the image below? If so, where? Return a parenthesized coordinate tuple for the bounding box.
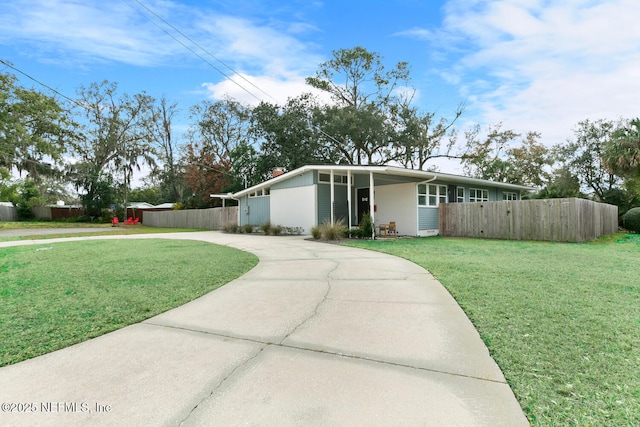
(68, 80, 157, 217)
(462, 124, 552, 187)
(0, 70, 74, 182)
(3, 47, 639, 221)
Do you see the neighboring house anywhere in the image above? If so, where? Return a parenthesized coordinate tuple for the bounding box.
(152, 203, 177, 209)
(128, 202, 156, 209)
(213, 165, 535, 236)
(127, 202, 176, 223)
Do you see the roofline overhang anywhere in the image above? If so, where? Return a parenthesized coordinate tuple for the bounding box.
(228, 164, 536, 198)
(210, 192, 237, 199)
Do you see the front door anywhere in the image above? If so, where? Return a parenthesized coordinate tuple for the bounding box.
(357, 188, 370, 224)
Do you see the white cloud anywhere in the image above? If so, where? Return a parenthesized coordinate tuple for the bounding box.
(193, 13, 323, 78)
(201, 73, 331, 106)
(0, 0, 327, 105)
(0, 0, 191, 66)
(393, 28, 434, 41)
(0, 0, 323, 76)
(438, 0, 640, 145)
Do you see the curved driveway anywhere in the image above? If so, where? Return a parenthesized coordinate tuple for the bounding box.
(0, 232, 527, 426)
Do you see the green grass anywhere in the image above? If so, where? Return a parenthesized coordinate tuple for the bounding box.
(0, 221, 204, 241)
(0, 239, 258, 367)
(346, 235, 640, 426)
(0, 221, 110, 229)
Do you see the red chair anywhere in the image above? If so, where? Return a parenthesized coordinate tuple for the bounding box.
(111, 216, 119, 227)
(133, 218, 139, 225)
(125, 217, 133, 225)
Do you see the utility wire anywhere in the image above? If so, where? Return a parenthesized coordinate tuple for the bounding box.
(125, 0, 346, 148)
(128, 0, 278, 104)
(122, 0, 265, 103)
(0, 59, 83, 108)
(3, 3, 347, 176)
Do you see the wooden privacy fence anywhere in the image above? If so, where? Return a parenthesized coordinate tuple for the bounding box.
(0, 205, 17, 221)
(439, 198, 618, 242)
(30, 206, 84, 220)
(143, 207, 238, 230)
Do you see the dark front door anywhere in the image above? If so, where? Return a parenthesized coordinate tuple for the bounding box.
(357, 188, 370, 224)
(448, 185, 457, 203)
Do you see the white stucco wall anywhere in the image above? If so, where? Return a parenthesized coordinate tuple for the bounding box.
(373, 183, 418, 236)
(270, 185, 317, 234)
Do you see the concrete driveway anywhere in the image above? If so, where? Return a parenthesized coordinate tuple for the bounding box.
(0, 232, 528, 426)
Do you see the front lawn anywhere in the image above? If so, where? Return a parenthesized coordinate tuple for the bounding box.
(0, 239, 258, 367)
(0, 221, 204, 241)
(346, 235, 639, 426)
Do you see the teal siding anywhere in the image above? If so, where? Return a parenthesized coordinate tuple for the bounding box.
(454, 185, 506, 202)
(418, 207, 439, 230)
(317, 184, 348, 224)
(272, 171, 314, 190)
(353, 174, 371, 188)
(238, 195, 270, 226)
(317, 185, 330, 224)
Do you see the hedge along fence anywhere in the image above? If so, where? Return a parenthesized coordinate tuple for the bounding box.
(439, 198, 618, 242)
(143, 207, 238, 230)
(30, 206, 84, 220)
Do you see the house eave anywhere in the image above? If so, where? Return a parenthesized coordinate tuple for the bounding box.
(229, 164, 536, 198)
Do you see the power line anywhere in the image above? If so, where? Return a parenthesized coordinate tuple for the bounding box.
(124, 0, 346, 149)
(2, 4, 348, 181)
(122, 0, 269, 104)
(0, 59, 82, 108)
(127, 0, 278, 104)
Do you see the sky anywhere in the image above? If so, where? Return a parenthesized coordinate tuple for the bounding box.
(1, 0, 639, 180)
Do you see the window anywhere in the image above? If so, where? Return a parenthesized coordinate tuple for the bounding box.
(503, 192, 518, 201)
(318, 172, 348, 184)
(469, 188, 488, 202)
(248, 188, 269, 197)
(418, 184, 427, 206)
(456, 187, 465, 203)
(418, 183, 447, 207)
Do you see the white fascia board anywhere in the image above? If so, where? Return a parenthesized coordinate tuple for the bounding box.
(230, 164, 535, 197)
(431, 172, 536, 191)
(210, 193, 236, 199)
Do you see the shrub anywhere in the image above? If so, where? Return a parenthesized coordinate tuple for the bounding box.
(10, 179, 43, 220)
(99, 208, 114, 223)
(318, 218, 347, 240)
(310, 226, 321, 240)
(622, 207, 640, 232)
(241, 223, 254, 234)
(349, 227, 363, 239)
(260, 222, 272, 234)
(222, 223, 238, 233)
(359, 212, 374, 239)
(270, 225, 283, 236)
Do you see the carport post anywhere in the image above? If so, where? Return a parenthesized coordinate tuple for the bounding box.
(330, 169, 335, 225)
(347, 170, 352, 231)
(369, 171, 375, 239)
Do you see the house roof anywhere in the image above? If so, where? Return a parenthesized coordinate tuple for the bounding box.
(128, 202, 155, 209)
(152, 203, 176, 209)
(223, 165, 536, 199)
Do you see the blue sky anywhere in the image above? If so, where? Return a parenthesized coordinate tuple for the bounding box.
(1, 0, 639, 176)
